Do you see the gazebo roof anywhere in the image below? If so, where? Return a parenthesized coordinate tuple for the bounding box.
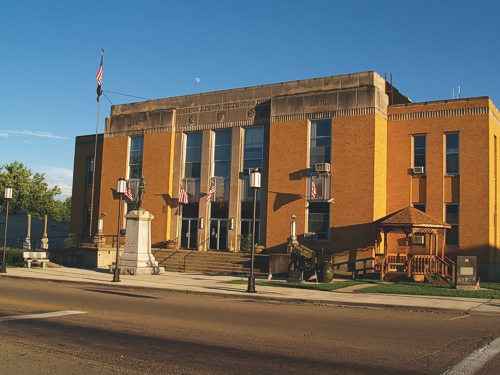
(372, 206, 451, 232)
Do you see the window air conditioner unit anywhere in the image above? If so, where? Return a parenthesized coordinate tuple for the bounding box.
(304, 232, 317, 241)
(412, 166, 425, 174)
(315, 163, 331, 173)
(412, 234, 425, 245)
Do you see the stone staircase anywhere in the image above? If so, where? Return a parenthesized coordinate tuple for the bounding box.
(151, 249, 269, 275)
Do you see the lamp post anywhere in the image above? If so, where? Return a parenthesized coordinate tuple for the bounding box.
(1, 187, 12, 274)
(247, 169, 261, 293)
(113, 178, 126, 282)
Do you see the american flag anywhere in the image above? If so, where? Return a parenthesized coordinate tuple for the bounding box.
(267, 268, 273, 282)
(95, 50, 103, 102)
(311, 180, 317, 199)
(178, 185, 189, 204)
(95, 54, 103, 85)
(124, 180, 133, 201)
(308, 271, 318, 282)
(206, 184, 216, 205)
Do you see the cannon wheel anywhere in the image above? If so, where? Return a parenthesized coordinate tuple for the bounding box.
(320, 262, 334, 283)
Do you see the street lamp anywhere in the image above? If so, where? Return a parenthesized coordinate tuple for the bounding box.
(112, 178, 126, 282)
(247, 168, 261, 293)
(1, 187, 13, 274)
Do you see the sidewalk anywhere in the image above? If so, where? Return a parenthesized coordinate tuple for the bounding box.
(1, 266, 500, 315)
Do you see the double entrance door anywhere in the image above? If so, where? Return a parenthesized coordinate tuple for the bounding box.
(209, 219, 228, 251)
(181, 219, 198, 249)
(180, 218, 228, 251)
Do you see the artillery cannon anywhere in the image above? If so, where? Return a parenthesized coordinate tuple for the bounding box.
(288, 243, 334, 282)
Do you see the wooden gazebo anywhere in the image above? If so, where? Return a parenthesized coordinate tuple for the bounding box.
(372, 206, 455, 282)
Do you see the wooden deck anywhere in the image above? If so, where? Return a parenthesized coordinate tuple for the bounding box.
(378, 253, 455, 282)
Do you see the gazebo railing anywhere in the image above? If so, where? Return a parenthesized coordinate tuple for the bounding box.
(407, 255, 455, 282)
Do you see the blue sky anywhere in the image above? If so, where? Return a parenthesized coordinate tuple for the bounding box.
(1, 1, 499, 200)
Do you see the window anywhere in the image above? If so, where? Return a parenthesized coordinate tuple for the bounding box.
(129, 135, 144, 179)
(240, 202, 260, 243)
(243, 127, 263, 171)
(86, 156, 94, 186)
(185, 132, 202, 178)
(445, 204, 459, 246)
(83, 204, 91, 235)
(242, 127, 264, 201)
(446, 133, 459, 174)
(310, 118, 331, 169)
(308, 119, 331, 240)
(307, 202, 329, 241)
(413, 203, 426, 213)
(413, 135, 426, 168)
(214, 129, 232, 178)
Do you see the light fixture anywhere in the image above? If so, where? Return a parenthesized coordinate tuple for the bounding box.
(247, 169, 261, 293)
(1, 187, 13, 273)
(112, 178, 126, 282)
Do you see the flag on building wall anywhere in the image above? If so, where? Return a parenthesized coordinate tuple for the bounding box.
(206, 184, 216, 205)
(95, 50, 104, 102)
(179, 186, 189, 204)
(311, 180, 317, 199)
(124, 180, 133, 201)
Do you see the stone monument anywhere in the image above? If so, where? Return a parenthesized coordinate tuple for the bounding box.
(115, 177, 164, 275)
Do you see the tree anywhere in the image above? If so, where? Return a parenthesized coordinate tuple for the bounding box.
(52, 196, 72, 222)
(0, 161, 71, 222)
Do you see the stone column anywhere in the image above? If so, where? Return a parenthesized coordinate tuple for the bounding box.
(23, 214, 31, 250)
(41, 215, 49, 249)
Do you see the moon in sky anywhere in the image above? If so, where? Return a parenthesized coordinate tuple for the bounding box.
(195, 77, 200, 83)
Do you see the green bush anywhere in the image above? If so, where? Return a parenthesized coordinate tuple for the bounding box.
(238, 234, 252, 253)
(2, 248, 25, 267)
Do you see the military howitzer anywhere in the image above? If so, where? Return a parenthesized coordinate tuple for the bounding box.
(288, 243, 334, 282)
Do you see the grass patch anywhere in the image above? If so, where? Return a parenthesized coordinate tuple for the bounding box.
(221, 280, 373, 292)
(357, 282, 500, 299)
(223, 279, 372, 292)
(222, 278, 500, 299)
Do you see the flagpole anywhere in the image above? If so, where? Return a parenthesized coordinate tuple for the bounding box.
(90, 48, 104, 238)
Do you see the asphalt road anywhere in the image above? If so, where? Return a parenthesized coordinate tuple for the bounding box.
(1, 278, 500, 375)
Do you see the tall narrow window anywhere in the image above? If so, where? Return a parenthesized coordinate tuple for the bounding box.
(310, 118, 331, 169)
(185, 132, 202, 178)
(241, 127, 264, 240)
(86, 156, 94, 186)
(243, 127, 263, 171)
(129, 135, 144, 179)
(445, 204, 459, 246)
(446, 133, 459, 174)
(307, 119, 331, 241)
(413, 135, 426, 168)
(307, 202, 330, 241)
(84, 204, 91, 235)
(214, 129, 232, 178)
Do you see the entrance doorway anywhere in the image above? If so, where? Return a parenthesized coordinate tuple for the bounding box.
(209, 219, 228, 250)
(181, 219, 198, 249)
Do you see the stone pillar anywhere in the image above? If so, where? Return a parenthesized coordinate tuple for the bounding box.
(23, 214, 31, 250)
(41, 215, 49, 249)
(116, 209, 164, 275)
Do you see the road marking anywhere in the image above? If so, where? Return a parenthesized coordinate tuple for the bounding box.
(450, 315, 470, 320)
(0, 310, 86, 322)
(443, 336, 500, 375)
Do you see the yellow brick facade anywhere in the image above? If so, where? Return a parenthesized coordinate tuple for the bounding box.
(70, 71, 500, 279)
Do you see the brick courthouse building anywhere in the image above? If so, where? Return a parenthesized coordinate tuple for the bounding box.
(70, 71, 500, 280)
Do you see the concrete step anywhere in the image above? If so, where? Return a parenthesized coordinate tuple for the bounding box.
(151, 249, 269, 275)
